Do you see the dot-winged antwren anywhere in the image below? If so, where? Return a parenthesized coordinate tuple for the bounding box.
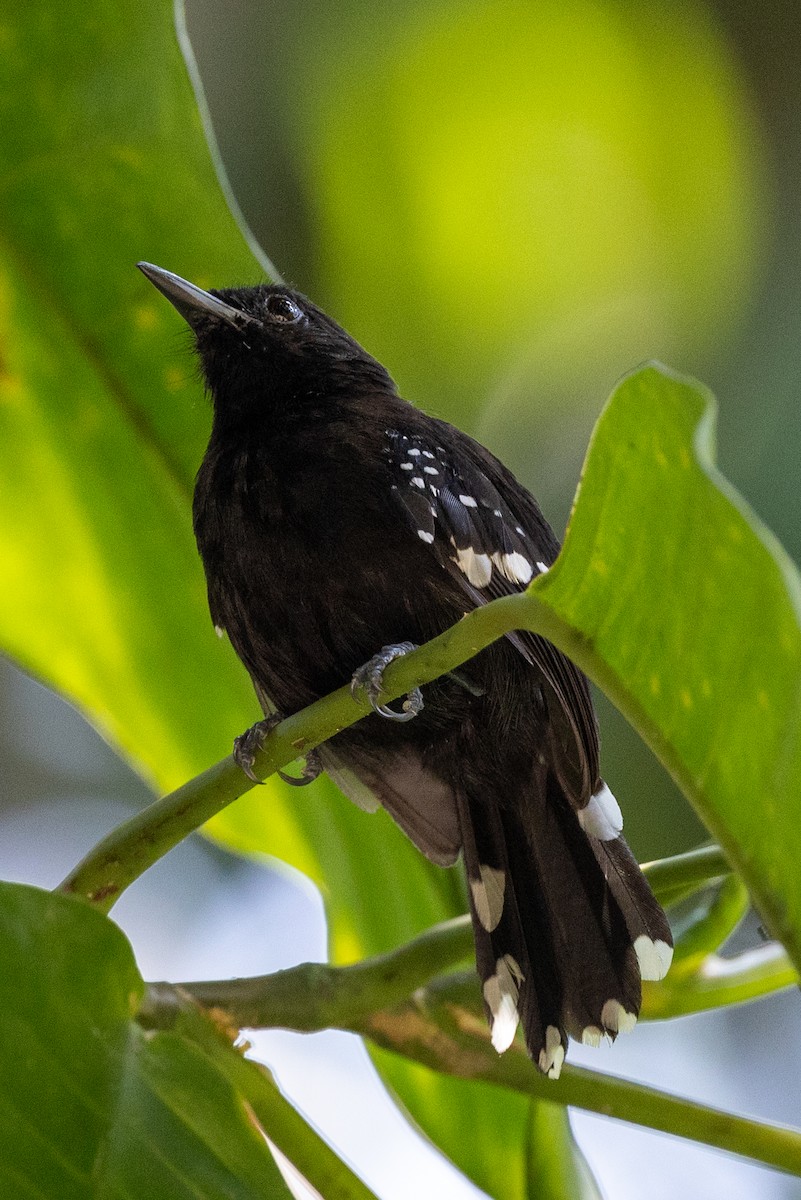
(138, 263, 672, 1079)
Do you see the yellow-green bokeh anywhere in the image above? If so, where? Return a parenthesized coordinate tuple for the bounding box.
(307, 0, 766, 427)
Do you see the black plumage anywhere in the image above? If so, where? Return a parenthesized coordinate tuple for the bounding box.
(138, 262, 673, 1076)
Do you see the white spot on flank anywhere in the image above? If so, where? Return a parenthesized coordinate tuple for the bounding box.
(493, 508, 502, 517)
(417, 530, 434, 544)
(423, 465, 439, 475)
(214, 624, 225, 639)
(601, 998, 637, 1034)
(400, 461, 414, 470)
(483, 955, 524, 1053)
(581, 1025, 603, 1048)
(411, 477, 425, 488)
(538, 1025, 565, 1079)
(455, 547, 492, 587)
(515, 526, 526, 536)
(459, 494, 478, 508)
(493, 551, 533, 585)
(408, 447, 421, 456)
(470, 865, 506, 931)
(634, 935, 674, 981)
(578, 783, 623, 841)
(536, 560, 549, 574)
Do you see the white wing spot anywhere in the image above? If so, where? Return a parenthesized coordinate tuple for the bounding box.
(422, 450, 435, 459)
(536, 560, 549, 573)
(400, 461, 414, 470)
(459, 494, 478, 508)
(411, 477, 425, 488)
(634, 935, 673, 982)
(578, 783, 623, 841)
(538, 1025, 565, 1079)
(423, 465, 439, 475)
(214, 624, 225, 639)
(455, 547, 492, 587)
(483, 954, 524, 1053)
(470, 864, 506, 931)
(494, 551, 533, 585)
(408, 447, 421, 456)
(601, 998, 637, 1034)
(417, 530, 434, 544)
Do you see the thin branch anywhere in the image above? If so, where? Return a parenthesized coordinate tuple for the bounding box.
(139, 839, 741, 1033)
(57, 569, 737, 917)
(57, 591, 555, 911)
(363, 973, 801, 1177)
(143, 965, 801, 1178)
(140, 916, 475, 1032)
(641, 844, 730, 905)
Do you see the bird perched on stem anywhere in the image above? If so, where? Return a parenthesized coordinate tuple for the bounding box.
(138, 262, 672, 1078)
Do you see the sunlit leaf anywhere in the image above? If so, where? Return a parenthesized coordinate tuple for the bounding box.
(531, 365, 801, 969)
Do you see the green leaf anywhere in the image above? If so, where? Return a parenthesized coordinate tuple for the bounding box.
(0, 3, 265, 793)
(0, 881, 379, 1199)
(531, 364, 801, 969)
(0, 882, 291, 1198)
(524, 1102, 603, 1200)
(669, 874, 750, 973)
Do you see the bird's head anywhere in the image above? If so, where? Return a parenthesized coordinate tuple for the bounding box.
(137, 263, 395, 426)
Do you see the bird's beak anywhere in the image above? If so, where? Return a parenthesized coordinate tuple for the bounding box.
(137, 262, 255, 331)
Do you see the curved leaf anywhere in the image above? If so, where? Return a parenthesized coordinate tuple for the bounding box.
(0, 882, 292, 1198)
(532, 364, 801, 968)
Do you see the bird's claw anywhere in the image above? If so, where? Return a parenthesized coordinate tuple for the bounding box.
(351, 641, 424, 722)
(278, 749, 323, 787)
(233, 714, 323, 786)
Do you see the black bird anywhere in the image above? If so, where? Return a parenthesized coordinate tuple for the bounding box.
(138, 262, 672, 1077)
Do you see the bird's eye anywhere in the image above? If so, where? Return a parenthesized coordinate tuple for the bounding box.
(265, 293, 303, 324)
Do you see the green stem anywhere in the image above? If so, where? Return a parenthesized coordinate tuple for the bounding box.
(366, 972, 801, 1177)
(641, 844, 730, 906)
(57, 572, 736, 916)
(56, 592, 543, 910)
(140, 915, 475, 1031)
(179, 1007, 378, 1200)
(140, 837, 743, 1033)
(147, 966, 801, 1178)
(644, 944, 797, 1020)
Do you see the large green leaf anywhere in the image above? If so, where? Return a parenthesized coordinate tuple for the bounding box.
(531, 365, 801, 967)
(0, 882, 295, 1198)
(0, 1, 261, 790)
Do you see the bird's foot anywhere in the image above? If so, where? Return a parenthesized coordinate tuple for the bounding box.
(351, 642, 424, 722)
(233, 714, 323, 786)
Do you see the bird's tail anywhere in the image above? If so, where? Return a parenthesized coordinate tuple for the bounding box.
(456, 772, 672, 1076)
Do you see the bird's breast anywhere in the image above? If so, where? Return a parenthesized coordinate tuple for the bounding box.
(193, 441, 462, 714)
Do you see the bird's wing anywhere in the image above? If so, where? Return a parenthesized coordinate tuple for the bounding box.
(385, 425, 599, 809)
